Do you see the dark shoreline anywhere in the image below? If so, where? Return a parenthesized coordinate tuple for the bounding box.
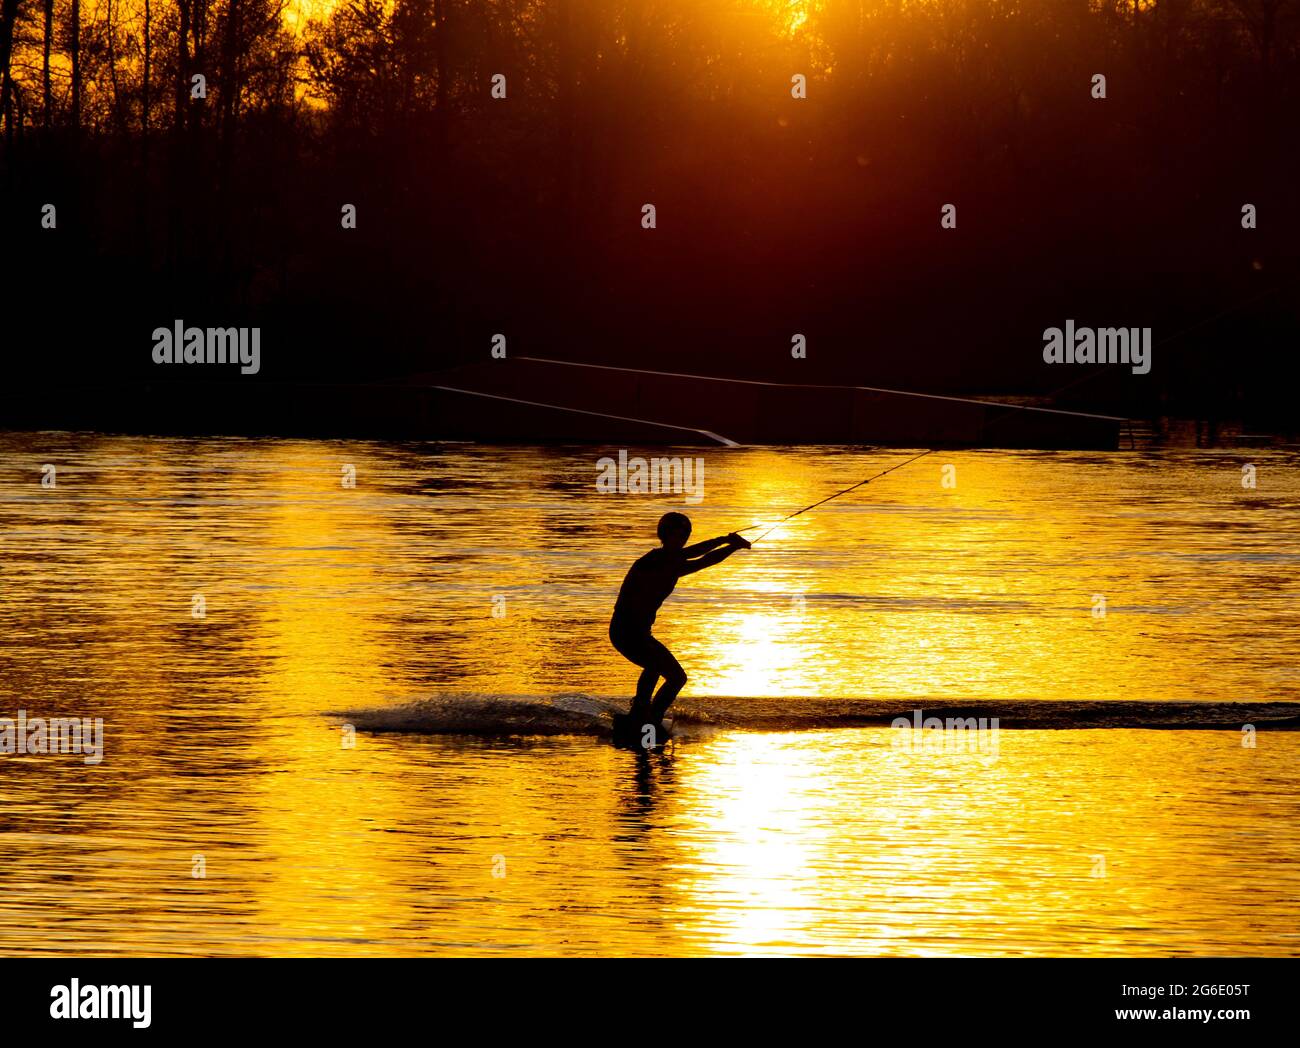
(5, 376, 1295, 449)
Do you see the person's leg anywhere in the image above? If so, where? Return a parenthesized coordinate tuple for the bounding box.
(645, 638, 687, 719)
(631, 666, 660, 717)
(612, 629, 662, 717)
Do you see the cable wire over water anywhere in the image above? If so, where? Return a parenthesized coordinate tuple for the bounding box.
(735, 448, 937, 543)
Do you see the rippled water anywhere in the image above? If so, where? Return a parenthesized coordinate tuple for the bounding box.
(1, 433, 1298, 955)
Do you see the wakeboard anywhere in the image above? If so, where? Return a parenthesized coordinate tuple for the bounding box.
(611, 713, 674, 750)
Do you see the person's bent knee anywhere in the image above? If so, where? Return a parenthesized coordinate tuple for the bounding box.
(668, 667, 687, 688)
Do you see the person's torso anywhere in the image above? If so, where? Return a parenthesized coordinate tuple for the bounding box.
(611, 549, 681, 632)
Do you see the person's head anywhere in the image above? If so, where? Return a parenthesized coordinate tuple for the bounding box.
(657, 512, 692, 550)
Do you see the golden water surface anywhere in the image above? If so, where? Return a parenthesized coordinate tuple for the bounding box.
(1, 434, 1297, 955)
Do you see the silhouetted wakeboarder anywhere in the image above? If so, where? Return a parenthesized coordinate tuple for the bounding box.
(609, 512, 750, 748)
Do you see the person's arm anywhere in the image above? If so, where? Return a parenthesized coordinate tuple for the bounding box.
(678, 534, 751, 576)
(680, 535, 734, 558)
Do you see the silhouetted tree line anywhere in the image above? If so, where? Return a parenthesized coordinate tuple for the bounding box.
(1, 1, 1297, 423)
